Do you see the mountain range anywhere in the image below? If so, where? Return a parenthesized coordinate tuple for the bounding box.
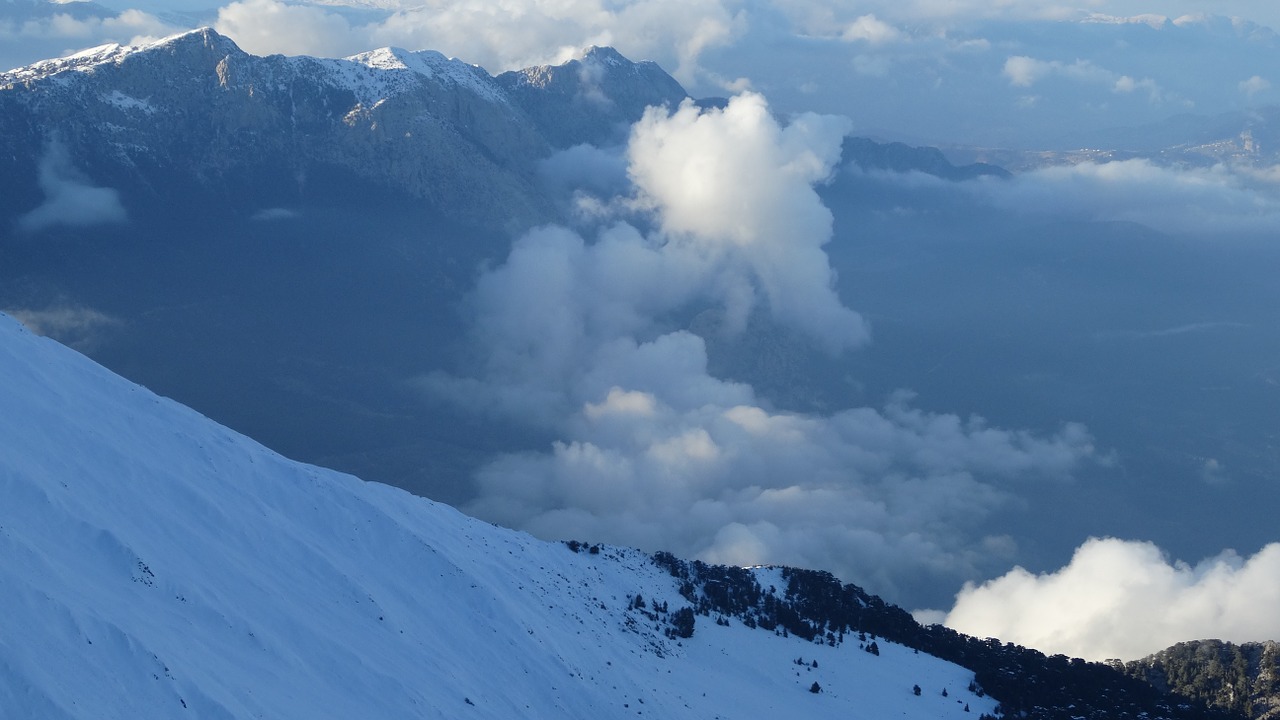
(0, 28, 1003, 506)
(3, 28, 1279, 719)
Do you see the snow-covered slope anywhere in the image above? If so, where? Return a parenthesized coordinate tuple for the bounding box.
(0, 309, 994, 718)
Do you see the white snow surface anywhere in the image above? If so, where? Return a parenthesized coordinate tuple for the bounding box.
(1, 29, 236, 84)
(320, 46, 508, 106)
(0, 311, 995, 720)
(1, 41, 135, 84)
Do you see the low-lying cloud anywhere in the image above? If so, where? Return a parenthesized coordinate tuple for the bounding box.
(429, 93, 1099, 605)
(6, 304, 122, 352)
(1004, 55, 1163, 102)
(942, 537, 1280, 661)
(19, 140, 128, 233)
(969, 159, 1280, 234)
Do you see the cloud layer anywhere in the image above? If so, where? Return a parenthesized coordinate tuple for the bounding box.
(969, 159, 1280, 234)
(6, 304, 121, 352)
(429, 93, 1098, 605)
(943, 538, 1280, 661)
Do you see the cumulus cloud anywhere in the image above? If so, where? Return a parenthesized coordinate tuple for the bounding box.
(841, 14, 903, 44)
(968, 159, 1280, 234)
(19, 139, 128, 233)
(1239, 75, 1271, 97)
(215, 0, 369, 58)
(943, 538, 1280, 661)
(1003, 55, 1053, 87)
(427, 93, 1099, 605)
(627, 94, 865, 350)
(0, 7, 177, 70)
(0, 7, 173, 42)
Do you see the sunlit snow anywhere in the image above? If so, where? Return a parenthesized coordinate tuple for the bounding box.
(0, 310, 993, 718)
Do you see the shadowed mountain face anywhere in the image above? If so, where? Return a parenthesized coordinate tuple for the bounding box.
(0, 29, 1004, 511)
(0, 29, 697, 504)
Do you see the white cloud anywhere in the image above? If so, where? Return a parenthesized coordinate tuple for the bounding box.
(7, 8, 173, 42)
(841, 14, 903, 44)
(1003, 55, 1051, 87)
(943, 537, 1280, 661)
(1239, 75, 1271, 97)
(0, 7, 178, 70)
(1003, 54, 1160, 101)
(19, 139, 128, 232)
(427, 93, 1099, 604)
(626, 93, 865, 351)
(968, 159, 1280, 234)
(1112, 74, 1161, 100)
(215, 0, 369, 58)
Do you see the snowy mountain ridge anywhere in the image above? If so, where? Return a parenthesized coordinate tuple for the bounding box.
(0, 27, 689, 231)
(1, 28, 507, 109)
(336, 45, 508, 105)
(0, 310, 997, 719)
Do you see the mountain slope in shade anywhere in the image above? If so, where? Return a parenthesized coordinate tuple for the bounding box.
(0, 309, 996, 719)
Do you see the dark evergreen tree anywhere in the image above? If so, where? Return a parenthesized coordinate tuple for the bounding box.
(670, 607, 695, 639)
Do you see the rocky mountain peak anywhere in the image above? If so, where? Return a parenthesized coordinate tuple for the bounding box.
(1, 28, 244, 86)
(578, 45, 631, 68)
(496, 45, 688, 147)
